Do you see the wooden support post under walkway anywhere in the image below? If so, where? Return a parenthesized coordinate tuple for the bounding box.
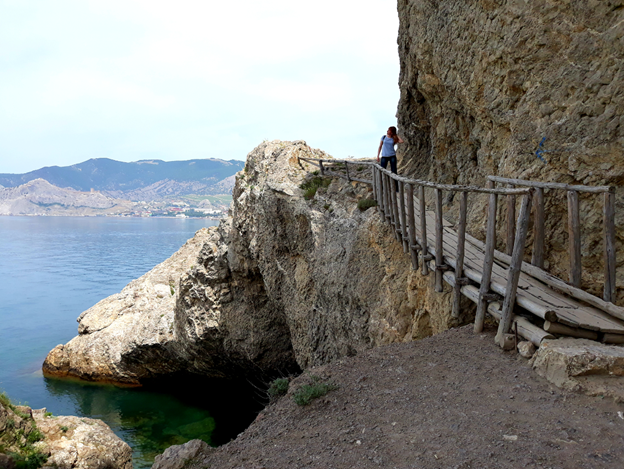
(496, 189, 533, 347)
(406, 183, 419, 271)
(452, 191, 469, 318)
(434, 188, 445, 292)
(604, 189, 617, 303)
(419, 185, 430, 276)
(568, 190, 582, 288)
(531, 187, 545, 269)
(475, 180, 498, 333)
(399, 181, 409, 253)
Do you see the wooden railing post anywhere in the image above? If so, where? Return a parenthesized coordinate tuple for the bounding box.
(452, 191, 468, 318)
(604, 189, 616, 302)
(398, 181, 409, 253)
(406, 183, 419, 270)
(371, 166, 377, 202)
(345, 162, 351, 182)
(568, 190, 581, 288)
(496, 189, 533, 347)
(506, 185, 516, 256)
(531, 187, 545, 269)
(475, 180, 498, 333)
(419, 185, 430, 276)
(319, 160, 325, 176)
(390, 175, 401, 242)
(434, 188, 444, 292)
(383, 173, 391, 223)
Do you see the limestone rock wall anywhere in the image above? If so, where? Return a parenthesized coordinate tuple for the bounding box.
(44, 141, 465, 384)
(397, 0, 624, 302)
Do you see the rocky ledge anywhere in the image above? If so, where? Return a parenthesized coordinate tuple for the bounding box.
(43, 140, 463, 386)
(0, 401, 131, 469)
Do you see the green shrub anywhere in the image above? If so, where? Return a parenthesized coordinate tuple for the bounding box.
(43, 412, 53, 418)
(292, 376, 338, 406)
(26, 429, 43, 444)
(0, 392, 10, 408)
(267, 378, 289, 399)
(60, 426, 69, 433)
(300, 177, 331, 200)
(357, 198, 378, 211)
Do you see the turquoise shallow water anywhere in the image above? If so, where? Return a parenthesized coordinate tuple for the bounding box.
(0, 216, 262, 468)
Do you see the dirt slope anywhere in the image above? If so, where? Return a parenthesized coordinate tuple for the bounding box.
(171, 325, 624, 469)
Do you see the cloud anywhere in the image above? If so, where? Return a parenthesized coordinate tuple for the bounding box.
(0, 0, 400, 173)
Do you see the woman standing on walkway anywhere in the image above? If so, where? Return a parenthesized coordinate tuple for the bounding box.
(376, 126, 403, 173)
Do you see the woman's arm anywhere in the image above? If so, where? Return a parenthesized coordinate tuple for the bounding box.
(397, 135, 404, 144)
(377, 140, 383, 162)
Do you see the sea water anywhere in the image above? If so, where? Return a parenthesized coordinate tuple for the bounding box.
(0, 216, 262, 468)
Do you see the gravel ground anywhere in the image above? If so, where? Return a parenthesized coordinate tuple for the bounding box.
(183, 325, 624, 469)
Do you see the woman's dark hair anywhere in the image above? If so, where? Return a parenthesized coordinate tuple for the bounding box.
(388, 126, 399, 144)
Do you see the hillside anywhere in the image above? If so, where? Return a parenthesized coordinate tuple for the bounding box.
(0, 178, 134, 217)
(0, 158, 244, 201)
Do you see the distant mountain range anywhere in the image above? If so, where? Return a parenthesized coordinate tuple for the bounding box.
(0, 157, 244, 201)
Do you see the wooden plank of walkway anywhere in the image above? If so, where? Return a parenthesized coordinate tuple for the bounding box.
(402, 192, 624, 335)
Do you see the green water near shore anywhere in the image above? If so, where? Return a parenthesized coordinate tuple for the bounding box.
(43, 375, 263, 467)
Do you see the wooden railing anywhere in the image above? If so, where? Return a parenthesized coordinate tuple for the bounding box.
(297, 157, 622, 347)
(488, 176, 617, 304)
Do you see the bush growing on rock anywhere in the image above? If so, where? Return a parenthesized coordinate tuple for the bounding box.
(357, 198, 378, 211)
(300, 177, 331, 200)
(267, 378, 289, 399)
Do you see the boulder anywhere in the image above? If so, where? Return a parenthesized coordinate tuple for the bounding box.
(530, 338, 624, 401)
(33, 409, 132, 469)
(151, 439, 211, 469)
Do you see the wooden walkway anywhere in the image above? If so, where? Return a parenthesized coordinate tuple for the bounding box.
(298, 157, 624, 348)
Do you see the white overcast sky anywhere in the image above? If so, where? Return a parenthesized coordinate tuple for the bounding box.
(0, 0, 400, 174)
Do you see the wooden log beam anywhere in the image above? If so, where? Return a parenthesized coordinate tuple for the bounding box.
(435, 188, 444, 292)
(446, 278, 554, 346)
(531, 187, 545, 269)
(603, 333, 624, 344)
(453, 191, 468, 318)
(406, 183, 419, 270)
(497, 190, 533, 347)
(475, 181, 498, 333)
(543, 321, 598, 340)
(399, 181, 409, 253)
(568, 190, 582, 288)
(488, 175, 612, 194)
(506, 186, 516, 256)
(419, 185, 430, 276)
(604, 190, 616, 303)
(464, 231, 624, 321)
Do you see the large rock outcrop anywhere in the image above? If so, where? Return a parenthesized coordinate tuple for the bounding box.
(0, 401, 131, 469)
(44, 141, 463, 385)
(397, 0, 624, 302)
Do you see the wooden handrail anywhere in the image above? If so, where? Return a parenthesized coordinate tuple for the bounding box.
(297, 156, 621, 344)
(487, 175, 614, 194)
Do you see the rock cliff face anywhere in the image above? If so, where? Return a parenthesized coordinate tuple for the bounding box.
(44, 141, 465, 385)
(397, 0, 624, 302)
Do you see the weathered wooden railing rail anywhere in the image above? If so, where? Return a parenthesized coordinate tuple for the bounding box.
(298, 156, 622, 348)
(488, 176, 617, 304)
